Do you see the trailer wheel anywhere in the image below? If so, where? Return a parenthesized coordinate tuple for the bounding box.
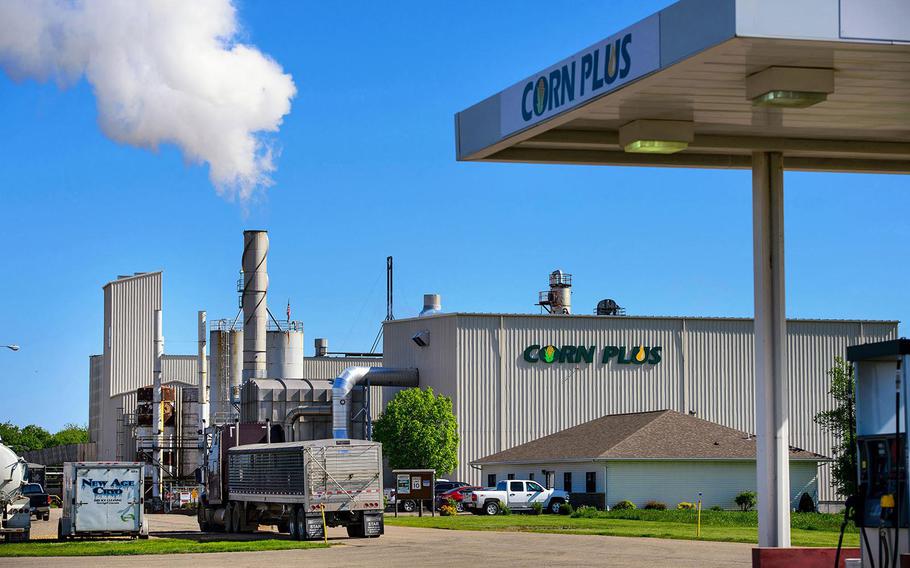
(289, 507, 301, 540)
(297, 508, 310, 541)
(400, 499, 416, 513)
(346, 522, 365, 538)
(231, 502, 245, 534)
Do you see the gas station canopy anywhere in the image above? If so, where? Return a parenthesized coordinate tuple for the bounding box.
(455, 0, 910, 173)
(455, 0, 910, 550)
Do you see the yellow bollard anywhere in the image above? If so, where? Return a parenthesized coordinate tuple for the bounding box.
(320, 504, 328, 544)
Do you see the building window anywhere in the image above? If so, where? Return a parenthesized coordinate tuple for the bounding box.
(507, 473, 515, 480)
(564, 472, 572, 492)
(529, 473, 535, 481)
(585, 471, 596, 493)
(487, 473, 496, 487)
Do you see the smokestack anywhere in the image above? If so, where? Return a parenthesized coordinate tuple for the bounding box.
(315, 338, 328, 357)
(419, 294, 441, 316)
(242, 230, 269, 382)
(152, 309, 163, 500)
(198, 310, 208, 423)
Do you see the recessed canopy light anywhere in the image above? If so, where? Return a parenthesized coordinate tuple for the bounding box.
(623, 140, 689, 154)
(752, 90, 828, 108)
(619, 120, 693, 155)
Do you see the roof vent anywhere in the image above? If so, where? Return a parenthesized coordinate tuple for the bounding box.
(420, 294, 441, 317)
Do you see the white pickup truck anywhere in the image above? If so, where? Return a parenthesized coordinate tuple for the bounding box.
(463, 480, 569, 515)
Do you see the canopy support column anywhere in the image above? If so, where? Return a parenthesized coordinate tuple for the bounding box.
(752, 151, 790, 547)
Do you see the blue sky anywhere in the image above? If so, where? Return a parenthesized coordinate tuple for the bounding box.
(1, 0, 907, 431)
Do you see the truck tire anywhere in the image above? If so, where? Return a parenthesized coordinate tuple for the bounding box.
(224, 502, 235, 533)
(548, 499, 564, 514)
(289, 507, 301, 540)
(297, 508, 309, 541)
(57, 519, 66, 541)
(346, 522, 365, 538)
(484, 501, 500, 516)
(231, 502, 245, 534)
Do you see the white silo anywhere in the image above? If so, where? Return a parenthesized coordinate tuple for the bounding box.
(266, 321, 304, 379)
(209, 322, 243, 425)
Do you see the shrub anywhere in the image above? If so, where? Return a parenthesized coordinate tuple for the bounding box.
(612, 500, 636, 511)
(498, 500, 512, 515)
(677, 502, 695, 510)
(797, 493, 816, 513)
(530, 501, 543, 515)
(644, 501, 667, 510)
(559, 503, 574, 516)
(735, 491, 757, 512)
(709, 505, 724, 512)
(439, 504, 457, 516)
(571, 505, 599, 518)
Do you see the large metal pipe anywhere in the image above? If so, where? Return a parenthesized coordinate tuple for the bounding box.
(332, 367, 419, 438)
(152, 309, 163, 500)
(198, 311, 208, 421)
(242, 230, 269, 382)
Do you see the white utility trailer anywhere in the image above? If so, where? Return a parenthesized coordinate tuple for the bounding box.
(0, 438, 31, 542)
(58, 462, 148, 540)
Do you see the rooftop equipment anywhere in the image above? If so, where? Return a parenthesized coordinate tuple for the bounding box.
(537, 270, 572, 315)
(419, 294, 442, 316)
(595, 299, 625, 316)
(315, 338, 328, 357)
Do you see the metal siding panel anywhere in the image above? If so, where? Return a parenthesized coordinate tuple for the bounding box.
(383, 314, 897, 498)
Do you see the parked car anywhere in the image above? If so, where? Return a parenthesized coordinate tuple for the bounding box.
(464, 480, 569, 515)
(434, 480, 469, 496)
(21, 483, 50, 521)
(436, 486, 481, 512)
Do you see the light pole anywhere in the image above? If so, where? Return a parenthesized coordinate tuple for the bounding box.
(4, 345, 19, 351)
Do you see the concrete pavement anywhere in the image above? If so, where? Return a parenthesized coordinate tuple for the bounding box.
(6, 510, 753, 567)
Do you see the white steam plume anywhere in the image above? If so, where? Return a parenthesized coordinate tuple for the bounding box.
(0, 0, 296, 201)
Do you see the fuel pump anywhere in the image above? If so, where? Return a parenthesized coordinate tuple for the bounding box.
(847, 339, 910, 568)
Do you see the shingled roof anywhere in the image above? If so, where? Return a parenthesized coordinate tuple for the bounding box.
(473, 410, 826, 465)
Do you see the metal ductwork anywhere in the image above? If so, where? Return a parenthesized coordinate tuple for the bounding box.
(332, 367, 419, 438)
(419, 294, 441, 316)
(242, 230, 269, 382)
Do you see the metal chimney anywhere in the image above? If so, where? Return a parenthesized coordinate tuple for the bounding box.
(315, 338, 328, 357)
(242, 230, 269, 382)
(419, 294, 441, 316)
(152, 309, 163, 500)
(197, 310, 208, 423)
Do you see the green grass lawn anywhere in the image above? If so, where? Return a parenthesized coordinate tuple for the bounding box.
(0, 537, 329, 557)
(386, 511, 859, 548)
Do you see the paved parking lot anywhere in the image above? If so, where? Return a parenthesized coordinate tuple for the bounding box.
(9, 509, 752, 568)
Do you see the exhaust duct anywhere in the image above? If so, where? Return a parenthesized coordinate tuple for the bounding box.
(332, 367, 419, 438)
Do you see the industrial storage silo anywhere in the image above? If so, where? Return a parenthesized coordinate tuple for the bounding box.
(209, 322, 243, 425)
(266, 322, 304, 379)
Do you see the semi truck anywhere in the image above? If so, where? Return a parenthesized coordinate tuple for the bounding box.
(0, 438, 31, 542)
(198, 423, 384, 539)
(58, 462, 148, 540)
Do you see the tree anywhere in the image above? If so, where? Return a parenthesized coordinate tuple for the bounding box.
(50, 423, 89, 447)
(372, 387, 459, 476)
(814, 357, 857, 499)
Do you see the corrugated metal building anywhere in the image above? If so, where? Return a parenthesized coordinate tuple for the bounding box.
(90, 270, 383, 462)
(381, 312, 898, 504)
